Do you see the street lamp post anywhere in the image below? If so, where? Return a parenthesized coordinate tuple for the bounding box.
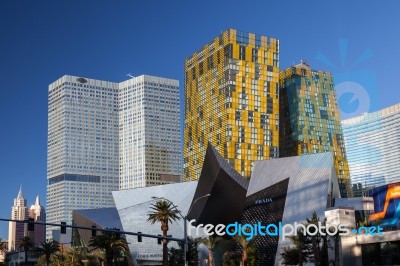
(152, 193, 210, 266)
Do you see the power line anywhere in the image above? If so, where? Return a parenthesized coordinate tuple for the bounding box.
(0, 218, 183, 242)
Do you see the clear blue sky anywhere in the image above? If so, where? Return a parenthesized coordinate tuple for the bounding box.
(1, 0, 399, 239)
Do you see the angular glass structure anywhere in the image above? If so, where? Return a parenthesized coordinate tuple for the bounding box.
(83, 145, 339, 265)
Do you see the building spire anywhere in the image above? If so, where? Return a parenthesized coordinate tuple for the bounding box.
(17, 185, 24, 199)
(35, 195, 40, 206)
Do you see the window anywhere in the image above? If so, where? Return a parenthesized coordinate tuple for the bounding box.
(252, 48, 258, 62)
(199, 62, 204, 75)
(320, 110, 329, 120)
(248, 111, 254, 123)
(191, 67, 196, 79)
(207, 56, 213, 70)
(239, 126, 245, 143)
(224, 44, 233, 59)
(251, 128, 257, 144)
(239, 46, 246, 60)
(226, 124, 232, 141)
(257, 145, 263, 158)
(235, 110, 241, 121)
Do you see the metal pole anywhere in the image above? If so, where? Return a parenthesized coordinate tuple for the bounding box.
(0, 218, 181, 242)
(184, 216, 188, 266)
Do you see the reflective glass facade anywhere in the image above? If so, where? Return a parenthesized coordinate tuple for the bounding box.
(342, 103, 400, 196)
(184, 29, 280, 180)
(279, 61, 351, 197)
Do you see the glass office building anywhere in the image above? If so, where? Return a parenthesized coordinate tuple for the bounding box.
(47, 75, 180, 238)
(342, 103, 400, 196)
(47, 75, 120, 239)
(280, 61, 352, 197)
(118, 75, 181, 189)
(183, 29, 280, 180)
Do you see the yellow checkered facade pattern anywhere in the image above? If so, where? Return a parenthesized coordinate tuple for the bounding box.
(183, 29, 280, 181)
(279, 61, 352, 197)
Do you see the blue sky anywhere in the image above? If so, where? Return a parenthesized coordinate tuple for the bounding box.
(1, 0, 400, 239)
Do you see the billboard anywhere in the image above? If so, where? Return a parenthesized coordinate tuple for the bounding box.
(367, 183, 400, 226)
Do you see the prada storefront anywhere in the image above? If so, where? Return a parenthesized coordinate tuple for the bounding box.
(73, 144, 340, 265)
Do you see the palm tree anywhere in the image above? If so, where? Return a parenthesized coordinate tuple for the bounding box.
(89, 231, 131, 266)
(306, 211, 330, 266)
(37, 240, 60, 266)
(305, 212, 320, 265)
(195, 235, 221, 266)
(64, 246, 88, 266)
(281, 228, 312, 266)
(232, 235, 252, 266)
(0, 239, 8, 265)
(0, 238, 6, 251)
(168, 237, 199, 266)
(89, 249, 107, 266)
(147, 200, 181, 266)
(19, 236, 34, 265)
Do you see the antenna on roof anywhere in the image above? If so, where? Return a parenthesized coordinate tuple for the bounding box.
(127, 73, 134, 78)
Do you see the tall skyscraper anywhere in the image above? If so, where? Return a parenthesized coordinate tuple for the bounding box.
(279, 61, 351, 197)
(183, 29, 280, 180)
(47, 74, 180, 237)
(8, 187, 28, 251)
(342, 103, 400, 196)
(119, 75, 180, 189)
(28, 196, 46, 247)
(47, 75, 120, 238)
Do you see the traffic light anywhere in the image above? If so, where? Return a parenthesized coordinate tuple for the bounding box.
(91, 225, 97, 237)
(137, 232, 142, 242)
(27, 218, 34, 231)
(157, 234, 161, 245)
(61, 222, 66, 234)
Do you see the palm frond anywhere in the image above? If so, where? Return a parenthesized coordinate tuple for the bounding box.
(147, 200, 181, 224)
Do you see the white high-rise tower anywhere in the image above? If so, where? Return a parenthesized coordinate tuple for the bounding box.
(47, 75, 119, 239)
(119, 75, 181, 189)
(47, 74, 181, 238)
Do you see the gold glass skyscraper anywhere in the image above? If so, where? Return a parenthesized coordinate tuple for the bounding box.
(279, 61, 352, 197)
(184, 29, 280, 181)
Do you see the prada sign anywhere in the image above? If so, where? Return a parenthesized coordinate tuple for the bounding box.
(255, 197, 273, 205)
